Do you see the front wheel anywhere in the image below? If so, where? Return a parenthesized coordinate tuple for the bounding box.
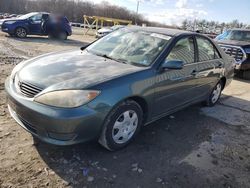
(15, 27, 27, 38)
(206, 81, 222, 107)
(99, 100, 143, 151)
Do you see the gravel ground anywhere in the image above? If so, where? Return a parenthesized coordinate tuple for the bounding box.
(0, 28, 250, 188)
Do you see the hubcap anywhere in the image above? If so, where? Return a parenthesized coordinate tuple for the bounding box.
(16, 28, 26, 37)
(211, 83, 221, 103)
(112, 110, 138, 144)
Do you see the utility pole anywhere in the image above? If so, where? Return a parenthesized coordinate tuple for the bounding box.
(135, 0, 140, 25)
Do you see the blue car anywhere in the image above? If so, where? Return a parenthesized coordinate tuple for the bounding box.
(0, 12, 72, 40)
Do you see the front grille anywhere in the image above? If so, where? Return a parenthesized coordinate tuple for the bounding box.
(219, 44, 247, 63)
(18, 81, 43, 98)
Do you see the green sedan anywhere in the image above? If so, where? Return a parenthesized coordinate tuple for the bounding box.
(5, 26, 234, 150)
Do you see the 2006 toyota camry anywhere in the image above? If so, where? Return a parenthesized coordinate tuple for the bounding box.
(5, 27, 234, 150)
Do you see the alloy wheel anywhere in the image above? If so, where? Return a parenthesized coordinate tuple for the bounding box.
(16, 28, 26, 38)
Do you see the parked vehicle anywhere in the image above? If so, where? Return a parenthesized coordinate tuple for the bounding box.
(96, 25, 125, 38)
(71, 22, 81, 27)
(5, 27, 234, 150)
(215, 29, 250, 79)
(8, 14, 18, 18)
(216, 30, 231, 41)
(0, 12, 72, 40)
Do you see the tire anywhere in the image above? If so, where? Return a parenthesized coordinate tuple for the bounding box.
(99, 100, 143, 151)
(58, 31, 68, 40)
(15, 27, 27, 38)
(206, 80, 223, 107)
(32, 136, 40, 146)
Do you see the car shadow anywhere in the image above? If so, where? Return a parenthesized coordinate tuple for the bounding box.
(35, 100, 247, 187)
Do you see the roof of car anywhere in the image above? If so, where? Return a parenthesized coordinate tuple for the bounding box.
(230, 28, 250, 31)
(127, 26, 192, 36)
(29, 12, 49, 15)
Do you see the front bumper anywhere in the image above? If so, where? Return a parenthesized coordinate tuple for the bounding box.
(1, 26, 9, 32)
(1, 24, 15, 34)
(5, 77, 106, 145)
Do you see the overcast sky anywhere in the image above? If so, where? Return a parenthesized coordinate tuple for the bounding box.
(88, 0, 250, 26)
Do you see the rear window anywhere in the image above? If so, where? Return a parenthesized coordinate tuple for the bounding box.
(197, 37, 220, 61)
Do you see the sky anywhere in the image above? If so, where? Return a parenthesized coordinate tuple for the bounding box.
(88, 0, 250, 26)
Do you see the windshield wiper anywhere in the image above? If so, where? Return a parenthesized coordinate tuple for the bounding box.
(116, 58, 147, 67)
(94, 53, 128, 64)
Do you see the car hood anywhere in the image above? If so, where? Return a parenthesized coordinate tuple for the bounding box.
(1, 18, 23, 22)
(98, 28, 112, 33)
(17, 49, 144, 91)
(0, 18, 24, 25)
(217, 39, 250, 47)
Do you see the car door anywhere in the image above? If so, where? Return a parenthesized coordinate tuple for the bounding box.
(193, 36, 222, 96)
(28, 13, 43, 34)
(153, 36, 199, 117)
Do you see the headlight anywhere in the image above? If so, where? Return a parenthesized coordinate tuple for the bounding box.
(34, 90, 100, 108)
(4, 21, 16, 24)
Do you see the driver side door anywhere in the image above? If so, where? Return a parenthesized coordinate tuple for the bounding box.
(28, 14, 43, 34)
(153, 36, 198, 117)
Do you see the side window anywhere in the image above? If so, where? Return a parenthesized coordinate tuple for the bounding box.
(167, 37, 195, 64)
(197, 37, 220, 61)
(29, 14, 42, 23)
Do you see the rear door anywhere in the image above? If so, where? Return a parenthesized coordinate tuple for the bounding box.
(153, 36, 198, 117)
(193, 36, 223, 96)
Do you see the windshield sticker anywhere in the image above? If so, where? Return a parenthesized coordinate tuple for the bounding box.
(150, 33, 171, 41)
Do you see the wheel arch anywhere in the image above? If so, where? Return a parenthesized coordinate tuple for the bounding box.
(15, 26, 29, 34)
(220, 76, 227, 90)
(126, 96, 148, 123)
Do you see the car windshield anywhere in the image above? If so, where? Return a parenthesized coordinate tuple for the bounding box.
(218, 30, 250, 42)
(87, 28, 171, 66)
(18, 12, 38, 19)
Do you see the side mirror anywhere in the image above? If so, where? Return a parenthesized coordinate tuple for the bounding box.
(162, 60, 184, 70)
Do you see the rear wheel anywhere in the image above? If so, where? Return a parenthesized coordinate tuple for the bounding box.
(206, 81, 223, 107)
(58, 31, 68, 40)
(15, 27, 27, 38)
(99, 100, 143, 151)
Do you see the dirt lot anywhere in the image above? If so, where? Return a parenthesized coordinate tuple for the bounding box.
(0, 28, 250, 188)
